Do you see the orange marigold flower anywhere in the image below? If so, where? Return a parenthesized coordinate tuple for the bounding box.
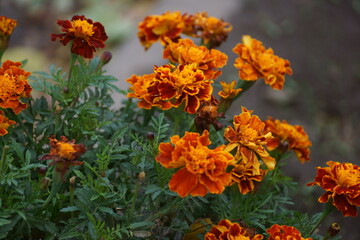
(163, 38, 228, 80)
(266, 224, 312, 240)
(230, 147, 268, 194)
(137, 11, 185, 50)
(40, 136, 86, 179)
(0, 60, 32, 114)
(233, 35, 292, 90)
(205, 219, 263, 240)
(218, 80, 242, 99)
(184, 12, 232, 48)
(264, 118, 312, 163)
(156, 130, 234, 197)
(224, 107, 275, 170)
(0, 110, 15, 136)
(0, 16, 17, 37)
(183, 218, 213, 240)
(51, 15, 108, 59)
(307, 161, 360, 217)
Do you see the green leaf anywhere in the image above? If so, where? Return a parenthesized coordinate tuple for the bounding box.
(129, 221, 155, 230)
(60, 206, 79, 212)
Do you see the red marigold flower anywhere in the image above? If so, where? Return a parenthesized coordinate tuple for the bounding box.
(51, 15, 108, 59)
(183, 12, 232, 48)
(40, 136, 86, 180)
(137, 11, 185, 50)
(163, 38, 228, 80)
(218, 80, 242, 99)
(0, 60, 32, 114)
(264, 118, 312, 163)
(224, 107, 275, 170)
(307, 161, 360, 217)
(230, 147, 268, 194)
(266, 224, 312, 240)
(233, 35, 292, 90)
(205, 219, 263, 240)
(0, 110, 15, 136)
(156, 130, 234, 197)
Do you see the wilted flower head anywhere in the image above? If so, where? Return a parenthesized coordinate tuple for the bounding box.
(40, 136, 86, 180)
(224, 107, 275, 170)
(156, 130, 234, 197)
(0, 110, 15, 136)
(0, 60, 32, 114)
(205, 219, 263, 240)
(266, 224, 312, 240)
(233, 35, 292, 90)
(51, 15, 108, 59)
(307, 161, 360, 217)
(264, 118, 312, 163)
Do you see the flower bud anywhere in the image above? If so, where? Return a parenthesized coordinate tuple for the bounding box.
(138, 171, 145, 181)
(69, 176, 76, 186)
(100, 51, 112, 65)
(40, 177, 51, 191)
(37, 167, 47, 176)
(147, 132, 155, 140)
(327, 223, 340, 238)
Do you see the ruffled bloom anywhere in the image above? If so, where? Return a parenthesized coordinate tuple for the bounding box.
(156, 130, 234, 197)
(0, 110, 15, 136)
(224, 107, 275, 170)
(233, 35, 292, 90)
(230, 147, 268, 194)
(266, 224, 312, 240)
(307, 161, 360, 217)
(138, 11, 185, 50)
(127, 64, 213, 114)
(205, 219, 263, 240)
(0, 16, 17, 55)
(218, 80, 242, 99)
(40, 136, 86, 179)
(0, 60, 32, 114)
(163, 38, 228, 80)
(184, 12, 232, 48)
(264, 118, 312, 163)
(51, 15, 108, 58)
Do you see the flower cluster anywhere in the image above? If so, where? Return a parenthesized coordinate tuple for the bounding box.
(51, 15, 108, 58)
(156, 130, 234, 197)
(233, 35, 292, 90)
(264, 118, 312, 163)
(307, 161, 360, 217)
(40, 136, 86, 179)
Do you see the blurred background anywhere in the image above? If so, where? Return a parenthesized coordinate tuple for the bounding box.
(1, 0, 360, 239)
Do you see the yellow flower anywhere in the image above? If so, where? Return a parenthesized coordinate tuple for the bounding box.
(218, 80, 242, 99)
(233, 35, 292, 90)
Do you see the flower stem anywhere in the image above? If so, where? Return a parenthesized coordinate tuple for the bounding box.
(128, 177, 141, 223)
(42, 169, 64, 208)
(0, 145, 9, 173)
(308, 201, 334, 236)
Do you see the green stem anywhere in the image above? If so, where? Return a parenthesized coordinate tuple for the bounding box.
(308, 202, 334, 236)
(128, 177, 141, 223)
(42, 169, 64, 208)
(0, 145, 9, 173)
(68, 53, 78, 84)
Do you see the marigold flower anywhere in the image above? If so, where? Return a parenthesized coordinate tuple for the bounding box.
(40, 136, 86, 179)
(230, 147, 268, 194)
(224, 107, 275, 170)
(0, 16, 17, 56)
(307, 161, 360, 217)
(264, 118, 312, 163)
(138, 11, 185, 50)
(163, 38, 228, 80)
(156, 130, 234, 197)
(183, 218, 213, 240)
(266, 224, 312, 240)
(51, 15, 108, 59)
(218, 80, 242, 99)
(233, 35, 292, 90)
(0, 110, 15, 136)
(184, 12, 232, 48)
(205, 219, 263, 240)
(0, 60, 32, 114)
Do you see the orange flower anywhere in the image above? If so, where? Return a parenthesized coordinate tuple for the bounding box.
(163, 38, 228, 80)
(218, 80, 242, 99)
(0, 110, 15, 136)
(307, 161, 360, 217)
(0, 60, 32, 114)
(51, 15, 108, 59)
(264, 118, 312, 163)
(230, 147, 268, 194)
(233, 35, 292, 90)
(205, 219, 263, 240)
(266, 224, 312, 240)
(0, 16, 17, 37)
(137, 11, 185, 50)
(156, 130, 234, 197)
(40, 136, 86, 179)
(224, 107, 275, 170)
(183, 218, 213, 240)
(184, 12, 232, 48)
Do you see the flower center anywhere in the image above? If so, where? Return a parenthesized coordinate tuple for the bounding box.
(242, 128, 258, 141)
(0, 75, 16, 95)
(69, 19, 94, 38)
(57, 142, 76, 159)
(336, 167, 359, 187)
(186, 146, 211, 174)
